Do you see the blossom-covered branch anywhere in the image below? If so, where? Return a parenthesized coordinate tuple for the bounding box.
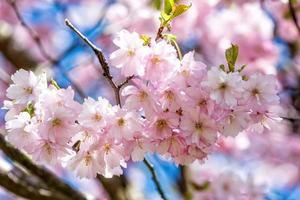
(65, 19, 133, 105)
(65, 19, 166, 199)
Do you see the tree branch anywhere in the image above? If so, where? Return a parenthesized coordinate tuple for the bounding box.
(7, 0, 55, 63)
(65, 19, 132, 106)
(0, 172, 68, 200)
(288, 0, 300, 36)
(0, 22, 38, 70)
(65, 19, 167, 200)
(143, 159, 167, 200)
(0, 134, 86, 200)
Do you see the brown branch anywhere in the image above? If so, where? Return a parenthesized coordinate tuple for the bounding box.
(96, 174, 130, 200)
(5, 0, 86, 99)
(0, 22, 38, 70)
(0, 172, 67, 200)
(288, 0, 300, 36)
(0, 134, 86, 200)
(143, 159, 167, 200)
(7, 0, 55, 63)
(177, 166, 192, 200)
(65, 19, 132, 106)
(156, 25, 165, 41)
(65, 19, 167, 200)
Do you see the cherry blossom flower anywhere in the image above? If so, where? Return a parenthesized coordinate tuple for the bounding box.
(110, 30, 148, 76)
(6, 69, 47, 104)
(144, 40, 180, 84)
(78, 97, 116, 131)
(68, 150, 103, 179)
(202, 68, 244, 107)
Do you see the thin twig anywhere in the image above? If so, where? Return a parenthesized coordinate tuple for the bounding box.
(8, 0, 55, 63)
(143, 159, 168, 200)
(156, 26, 165, 41)
(7, 0, 86, 99)
(288, 0, 300, 36)
(65, 19, 132, 106)
(0, 134, 86, 200)
(65, 19, 167, 200)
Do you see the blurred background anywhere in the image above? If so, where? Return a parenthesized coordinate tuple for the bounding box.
(0, 0, 300, 199)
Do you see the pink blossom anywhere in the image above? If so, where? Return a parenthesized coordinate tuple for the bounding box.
(6, 69, 47, 104)
(144, 40, 180, 84)
(110, 30, 148, 76)
(68, 150, 103, 179)
(107, 107, 143, 140)
(202, 68, 244, 107)
(78, 97, 116, 131)
(5, 112, 38, 149)
(244, 73, 279, 106)
(180, 109, 217, 147)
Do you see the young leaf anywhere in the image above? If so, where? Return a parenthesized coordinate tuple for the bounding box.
(140, 34, 151, 46)
(164, 0, 175, 15)
(219, 64, 226, 72)
(225, 44, 239, 72)
(23, 103, 35, 118)
(171, 4, 191, 20)
(50, 79, 60, 89)
(152, 0, 162, 10)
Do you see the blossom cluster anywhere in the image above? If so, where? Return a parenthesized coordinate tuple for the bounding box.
(3, 29, 281, 179)
(192, 171, 265, 200)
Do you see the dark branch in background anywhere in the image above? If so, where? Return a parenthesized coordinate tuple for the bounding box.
(0, 134, 86, 200)
(288, 0, 300, 36)
(143, 159, 167, 200)
(8, 0, 56, 63)
(65, 19, 134, 200)
(65, 19, 133, 106)
(65, 19, 167, 200)
(177, 166, 191, 200)
(6, 0, 86, 99)
(0, 23, 37, 70)
(96, 174, 130, 200)
(0, 172, 67, 200)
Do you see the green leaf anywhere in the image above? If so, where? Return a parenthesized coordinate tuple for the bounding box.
(23, 103, 35, 118)
(164, 0, 175, 15)
(237, 64, 247, 72)
(160, 2, 191, 27)
(50, 79, 60, 89)
(219, 64, 226, 72)
(225, 44, 239, 72)
(140, 34, 151, 46)
(152, 0, 162, 10)
(191, 181, 210, 191)
(171, 4, 191, 20)
(163, 33, 177, 41)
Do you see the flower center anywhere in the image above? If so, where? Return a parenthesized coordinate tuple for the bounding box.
(198, 99, 207, 107)
(156, 119, 167, 130)
(127, 49, 135, 57)
(84, 152, 92, 166)
(139, 91, 148, 101)
(165, 90, 174, 101)
(44, 142, 52, 155)
(117, 118, 126, 127)
(251, 88, 260, 96)
(219, 82, 228, 90)
(94, 113, 102, 121)
(52, 118, 62, 127)
(151, 55, 161, 65)
(103, 143, 111, 154)
(195, 122, 203, 131)
(24, 87, 33, 94)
